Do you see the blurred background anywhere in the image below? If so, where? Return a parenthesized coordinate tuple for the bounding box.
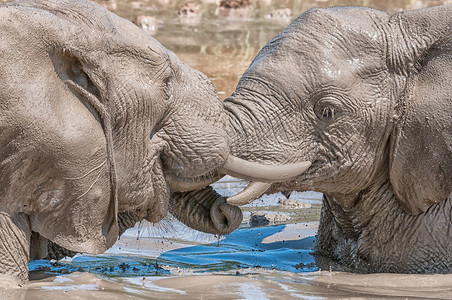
(92, 0, 451, 101)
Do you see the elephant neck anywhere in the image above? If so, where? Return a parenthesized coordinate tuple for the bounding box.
(323, 173, 397, 241)
(318, 173, 452, 273)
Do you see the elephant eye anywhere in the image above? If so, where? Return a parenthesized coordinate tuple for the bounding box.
(314, 98, 341, 122)
(321, 107, 335, 119)
(163, 69, 174, 102)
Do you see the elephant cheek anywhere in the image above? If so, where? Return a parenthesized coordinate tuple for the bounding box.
(145, 204, 167, 224)
(145, 161, 170, 223)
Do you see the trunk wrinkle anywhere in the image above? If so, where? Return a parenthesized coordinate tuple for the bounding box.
(169, 186, 243, 235)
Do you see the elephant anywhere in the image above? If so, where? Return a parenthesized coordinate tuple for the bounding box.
(221, 5, 452, 273)
(0, 0, 269, 284)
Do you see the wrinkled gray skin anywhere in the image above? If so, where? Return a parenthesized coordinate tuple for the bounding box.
(224, 5, 452, 273)
(0, 0, 243, 284)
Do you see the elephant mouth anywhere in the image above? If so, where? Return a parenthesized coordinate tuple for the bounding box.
(219, 155, 312, 206)
(165, 170, 224, 192)
(160, 155, 312, 222)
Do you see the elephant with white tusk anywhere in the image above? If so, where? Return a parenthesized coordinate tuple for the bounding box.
(221, 5, 452, 273)
(0, 0, 247, 284)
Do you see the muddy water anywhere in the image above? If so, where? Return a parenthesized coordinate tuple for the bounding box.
(11, 180, 452, 299)
(3, 0, 452, 298)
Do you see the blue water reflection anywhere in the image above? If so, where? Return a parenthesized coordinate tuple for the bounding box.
(29, 224, 318, 277)
(159, 225, 317, 273)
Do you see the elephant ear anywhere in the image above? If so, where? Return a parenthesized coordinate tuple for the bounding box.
(32, 46, 120, 252)
(388, 6, 452, 215)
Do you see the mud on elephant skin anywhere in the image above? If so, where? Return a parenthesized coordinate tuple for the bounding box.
(46, 187, 242, 261)
(0, 0, 245, 284)
(223, 5, 452, 273)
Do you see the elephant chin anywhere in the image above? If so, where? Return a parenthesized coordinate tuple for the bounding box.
(220, 155, 312, 206)
(165, 171, 224, 192)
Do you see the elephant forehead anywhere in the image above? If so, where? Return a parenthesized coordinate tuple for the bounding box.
(247, 27, 386, 92)
(107, 11, 168, 60)
(244, 46, 377, 100)
(24, 0, 170, 65)
(264, 9, 387, 80)
(291, 35, 383, 77)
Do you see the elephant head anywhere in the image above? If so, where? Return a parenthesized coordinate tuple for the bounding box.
(0, 0, 242, 283)
(222, 6, 452, 272)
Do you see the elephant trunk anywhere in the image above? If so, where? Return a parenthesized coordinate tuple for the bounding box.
(169, 186, 243, 235)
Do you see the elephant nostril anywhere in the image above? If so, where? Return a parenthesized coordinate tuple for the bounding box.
(210, 198, 243, 235)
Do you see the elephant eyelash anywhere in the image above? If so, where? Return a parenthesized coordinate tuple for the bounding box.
(164, 72, 175, 102)
(322, 106, 335, 119)
(313, 95, 342, 122)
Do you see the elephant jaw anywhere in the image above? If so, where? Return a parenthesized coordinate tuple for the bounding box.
(165, 171, 223, 192)
(220, 155, 312, 206)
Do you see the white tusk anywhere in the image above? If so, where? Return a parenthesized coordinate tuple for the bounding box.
(222, 156, 312, 206)
(226, 182, 272, 206)
(221, 156, 311, 183)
